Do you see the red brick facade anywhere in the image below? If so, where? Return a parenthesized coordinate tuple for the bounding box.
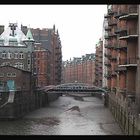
(30, 26, 62, 87)
(62, 54, 95, 85)
(34, 43, 51, 87)
(104, 5, 138, 102)
(95, 39, 103, 87)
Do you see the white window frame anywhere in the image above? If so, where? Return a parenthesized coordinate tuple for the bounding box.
(7, 73, 12, 77)
(11, 73, 16, 77)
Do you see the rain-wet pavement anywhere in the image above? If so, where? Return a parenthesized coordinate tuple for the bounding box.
(0, 95, 124, 135)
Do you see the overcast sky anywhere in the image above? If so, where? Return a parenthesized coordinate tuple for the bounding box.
(0, 5, 107, 61)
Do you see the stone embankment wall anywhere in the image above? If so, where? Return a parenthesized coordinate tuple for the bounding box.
(108, 93, 140, 135)
(0, 90, 60, 119)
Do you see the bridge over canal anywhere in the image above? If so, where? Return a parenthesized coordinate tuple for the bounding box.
(38, 83, 108, 97)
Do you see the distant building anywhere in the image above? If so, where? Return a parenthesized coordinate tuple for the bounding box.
(95, 39, 103, 87)
(102, 18, 108, 88)
(62, 53, 95, 85)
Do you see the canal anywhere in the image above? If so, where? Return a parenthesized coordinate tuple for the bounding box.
(0, 95, 123, 135)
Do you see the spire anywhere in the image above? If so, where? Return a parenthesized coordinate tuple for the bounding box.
(26, 28, 34, 40)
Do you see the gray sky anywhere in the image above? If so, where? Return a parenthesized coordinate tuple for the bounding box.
(0, 5, 107, 61)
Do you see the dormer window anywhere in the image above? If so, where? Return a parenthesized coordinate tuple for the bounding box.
(9, 38, 18, 46)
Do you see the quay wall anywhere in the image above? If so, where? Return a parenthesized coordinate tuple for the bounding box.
(0, 90, 60, 119)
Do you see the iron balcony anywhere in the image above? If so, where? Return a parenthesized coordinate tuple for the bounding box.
(114, 5, 138, 19)
(119, 6, 138, 20)
(119, 28, 138, 40)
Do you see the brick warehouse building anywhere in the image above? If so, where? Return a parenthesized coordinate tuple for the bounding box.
(21, 24, 62, 86)
(62, 53, 95, 85)
(95, 39, 103, 87)
(104, 5, 140, 134)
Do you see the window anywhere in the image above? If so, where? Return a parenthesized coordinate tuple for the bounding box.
(19, 52, 24, 59)
(14, 53, 18, 59)
(7, 73, 11, 77)
(0, 73, 4, 77)
(1, 62, 10, 66)
(7, 73, 16, 77)
(12, 73, 16, 77)
(9, 40, 18, 46)
(28, 64, 30, 70)
(19, 63, 24, 69)
(14, 63, 18, 68)
(14, 62, 24, 69)
(0, 40, 4, 46)
(2, 52, 6, 59)
(28, 52, 31, 57)
(27, 59, 30, 64)
(7, 52, 12, 59)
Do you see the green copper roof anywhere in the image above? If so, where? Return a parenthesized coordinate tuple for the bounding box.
(26, 28, 34, 40)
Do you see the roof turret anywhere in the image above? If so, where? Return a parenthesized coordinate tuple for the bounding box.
(22, 28, 35, 44)
(26, 28, 34, 41)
